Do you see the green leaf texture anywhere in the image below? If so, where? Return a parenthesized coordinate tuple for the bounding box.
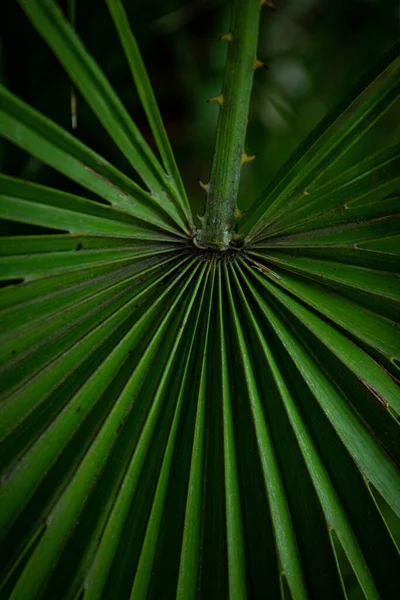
(0, 1, 399, 599)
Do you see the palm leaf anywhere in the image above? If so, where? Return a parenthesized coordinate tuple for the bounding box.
(0, 1, 399, 599)
(104, 0, 191, 222)
(240, 40, 400, 239)
(0, 87, 186, 235)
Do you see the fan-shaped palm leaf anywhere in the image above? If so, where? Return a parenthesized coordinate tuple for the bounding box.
(0, 1, 399, 599)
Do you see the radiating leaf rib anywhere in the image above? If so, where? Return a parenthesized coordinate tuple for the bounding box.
(232, 264, 392, 599)
(0, 279, 141, 400)
(105, 0, 192, 227)
(238, 264, 400, 517)
(0, 235, 171, 257)
(305, 143, 400, 204)
(0, 175, 184, 241)
(197, 308, 228, 600)
(240, 259, 400, 414)
(0, 85, 188, 233)
(0, 245, 184, 281)
(248, 262, 399, 373)
(128, 266, 210, 600)
(242, 42, 400, 238)
(57, 262, 207, 600)
(176, 266, 215, 600)
(0, 254, 188, 441)
(0, 257, 195, 525)
(16, 0, 183, 206)
(0, 240, 175, 310)
(1, 251, 172, 358)
(250, 250, 400, 302)
(4, 261, 203, 600)
(257, 143, 400, 239)
(282, 353, 400, 599)
(255, 221, 400, 280)
(2, 301, 192, 600)
(0, 523, 47, 599)
(223, 264, 308, 600)
(0, 249, 180, 333)
(265, 197, 400, 245)
(360, 234, 400, 254)
(62, 301, 202, 600)
(256, 206, 400, 252)
(218, 266, 248, 600)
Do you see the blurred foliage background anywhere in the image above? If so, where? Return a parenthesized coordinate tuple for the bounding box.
(1, 0, 399, 223)
(0, 1, 399, 597)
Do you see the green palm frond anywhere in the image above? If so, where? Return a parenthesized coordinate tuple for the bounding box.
(0, 1, 399, 599)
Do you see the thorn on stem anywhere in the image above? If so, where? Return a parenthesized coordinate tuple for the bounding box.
(253, 59, 269, 71)
(241, 152, 257, 164)
(207, 94, 224, 106)
(198, 178, 209, 192)
(220, 32, 233, 42)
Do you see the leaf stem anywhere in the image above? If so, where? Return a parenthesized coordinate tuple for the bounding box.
(196, 0, 262, 250)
